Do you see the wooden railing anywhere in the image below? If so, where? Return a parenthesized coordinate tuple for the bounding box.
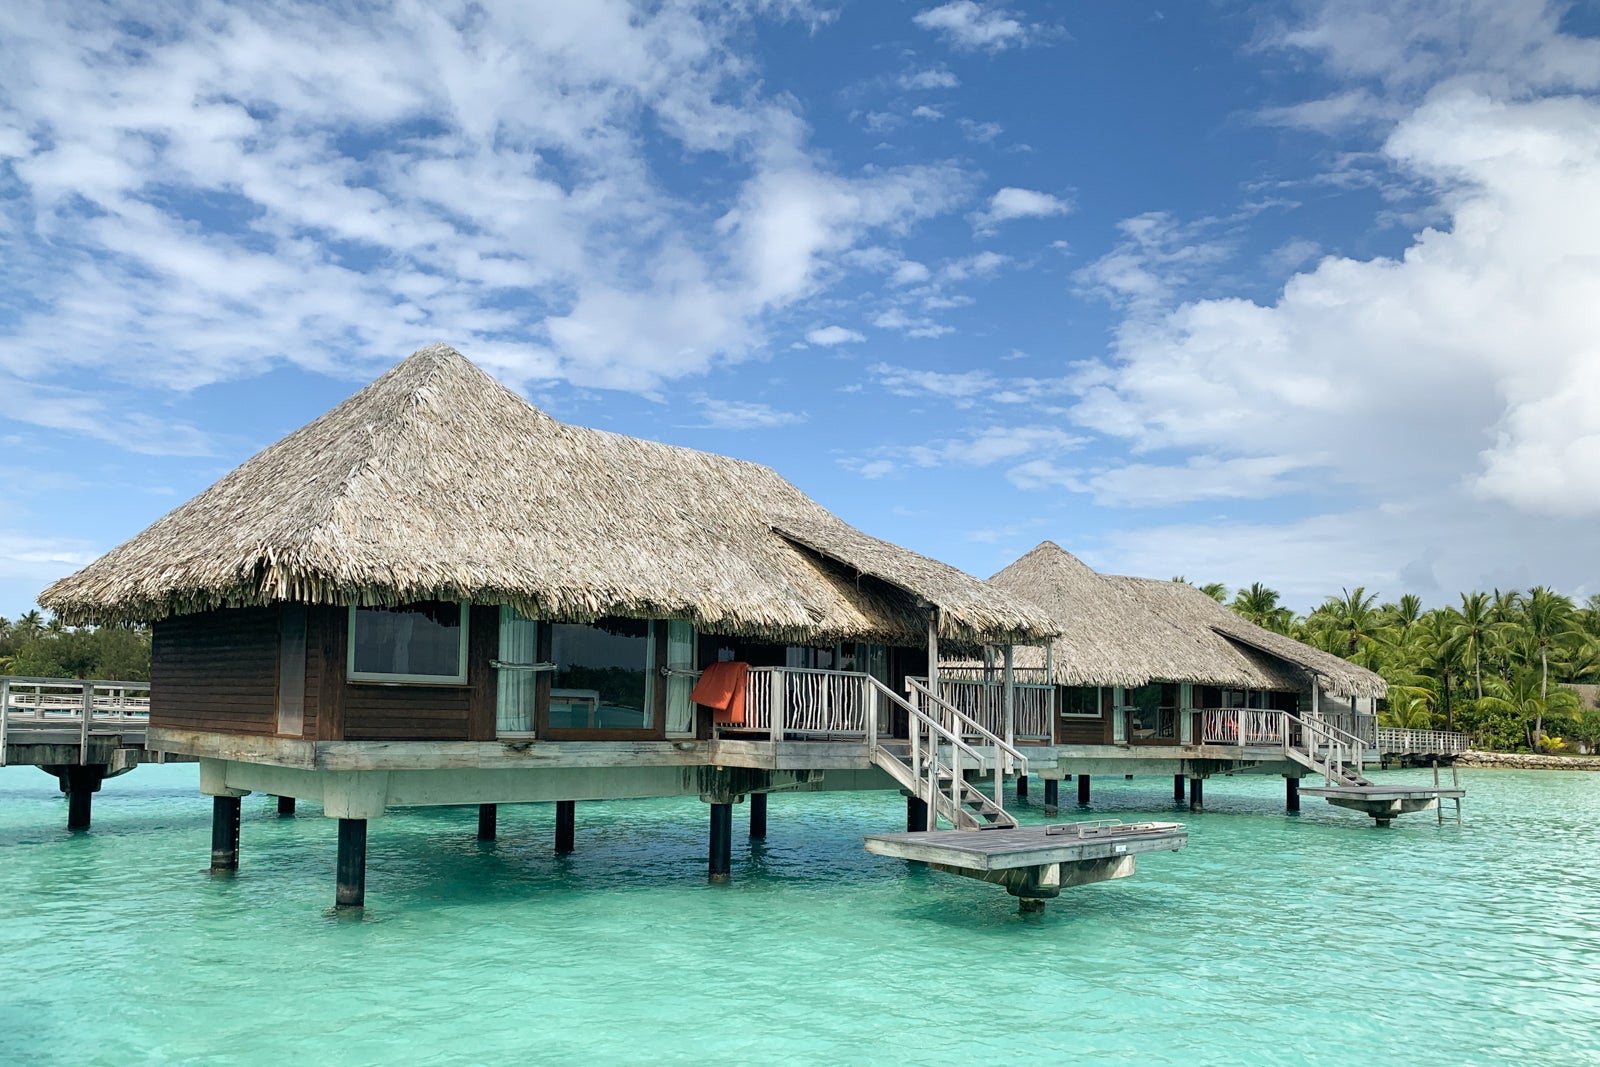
(1322, 709, 1378, 749)
(1198, 707, 1286, 746)
(933, 677, 1053, 741)
(1376, 727, 1471, 755)
(866, 677, 1024, 830)
(732, 667, 885, 739)
(1120, 705, 1181, 742)
(1, 677, 152, 766)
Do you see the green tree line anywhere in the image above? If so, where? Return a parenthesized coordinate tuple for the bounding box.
(1180, 580, 1600, 753)
(0, 610, 152, 681)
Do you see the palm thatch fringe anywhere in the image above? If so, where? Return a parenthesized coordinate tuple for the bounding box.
(40, 344, 1055, 648)
(983, 543, 1386, 699)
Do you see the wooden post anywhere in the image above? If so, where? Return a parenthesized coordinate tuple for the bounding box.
(708, 802, 732, 882)
(336, 818, 367, 907)
(64, 765, 104, 830)
(1002, 643, 1015, 766)
(554, 800, 575, 855)
(277, 795, 296, 816)
(0, 677, 10, 765)
(210, 795, 241, 871)
(1043, 777, 1059, 814)
(1189, 777, 1204, 812)
(1285, 776, 1300, 813)
(79, 681, 94, 765)
(1077, 774, 1091, 806)
(478, 803, 497, 841)
(1174, 774, 1186, 803)
(1016, 774, 1029, 798)
(749, 792, 768, 839)
(906, 793, 928, 832)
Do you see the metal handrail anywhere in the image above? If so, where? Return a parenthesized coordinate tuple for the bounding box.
(906, 678, 1030, 774)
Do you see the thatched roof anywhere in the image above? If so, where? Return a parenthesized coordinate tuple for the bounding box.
(40, 345, 1055, 646)
(986, 542, 1386, 698)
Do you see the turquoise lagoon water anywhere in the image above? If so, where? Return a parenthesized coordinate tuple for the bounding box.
(1, 764, 1596, 1066)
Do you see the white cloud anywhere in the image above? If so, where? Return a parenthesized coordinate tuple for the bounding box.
(1258, 89, 1395, 132)
(872, 363, 999, 403)
(1267, 0, 1600, 98)
(958, 119, 1003, 143)
(692, 397, 806, 430)
(1010, 454, 1324, 506)
(973, 186, 1071, 232)
(912, 105, 944, 120)
(871, 309, 952, 338)
(940, 251, 1008, 281)
(1073, 211, 1233, 309)
(0, 531, 97, 581)
(913, 2, 1031, 52)
(806, 325, 865, 346)
(1071, 90, 1600, 519)
(899, 67, 961, 91)
(0, 1, 973, 429)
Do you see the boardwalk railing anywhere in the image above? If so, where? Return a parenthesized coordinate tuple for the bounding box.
(928, 677, 1053, 742)
(1377, 727, 1472, 755)
(1, 677, 152, 766)
(1198, 707, 1288, 745)
(732, 667, 885, 739)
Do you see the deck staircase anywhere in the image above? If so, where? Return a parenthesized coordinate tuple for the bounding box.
(864, 677, 1027, 831)
(1282, 711, 1373, 788)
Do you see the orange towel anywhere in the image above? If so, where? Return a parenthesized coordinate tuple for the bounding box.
(691, 661, 749, 726)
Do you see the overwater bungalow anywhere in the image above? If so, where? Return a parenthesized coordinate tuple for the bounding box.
(43, 345, 1188, 910)
(940, 543, 1458, 823)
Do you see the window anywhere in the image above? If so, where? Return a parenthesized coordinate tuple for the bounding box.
(1060, 686, 1101, 718)
(348, 602, 468, 684)
(497, 606, 539, 735)
(550, 619, 656, 731)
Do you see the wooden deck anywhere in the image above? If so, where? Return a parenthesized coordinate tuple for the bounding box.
(864, 819, 1187, 871)
(864, 819, 1188, 910)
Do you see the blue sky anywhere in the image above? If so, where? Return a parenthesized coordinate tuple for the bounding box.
(3, 0, 1600, 619)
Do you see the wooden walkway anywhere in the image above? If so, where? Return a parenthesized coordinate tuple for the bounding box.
(2, 677, 190, 829)
(865, 819, 1187, 910)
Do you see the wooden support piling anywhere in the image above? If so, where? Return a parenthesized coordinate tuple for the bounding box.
(1077, 774, 1091, 806)
(277, 795, 296, 816)
(1285, 776, 1300, 813)
(554, 800, 575, 855)
(708, 802, 732, 882)
(478, 803, 497, 841)
(63, 765, 104, 831)
(1174, 774, 1186, 803)
(336, 818, 367, 907)
(1016, 774, 1029, 798)
(906, 794, 928, 832)
(1042, 778, 1059, 813)
(210, 795, 241, 871)
(749, 792, 768, 839)
(1189, 777, 1204, 813)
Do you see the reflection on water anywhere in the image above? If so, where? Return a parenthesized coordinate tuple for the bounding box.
(1, 764, 1596, 1065)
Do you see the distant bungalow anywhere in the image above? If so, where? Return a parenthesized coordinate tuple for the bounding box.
(942, 542, 1391, 814)
(48, 345, 1157, 909)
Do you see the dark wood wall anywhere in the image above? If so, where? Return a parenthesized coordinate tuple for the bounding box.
(151, 607, 280, 735)
(151, 604, 498, 743)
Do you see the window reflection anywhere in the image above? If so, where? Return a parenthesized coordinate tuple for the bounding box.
(350, 602, 464, 682)
(550, 619, 655, 730)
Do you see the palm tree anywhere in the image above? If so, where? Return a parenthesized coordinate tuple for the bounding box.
(1231, 583, 1292, 633)
(1517, 586, 1579, 708)
(1414, 609, 1464, 730)
(1310, 587, 1384, 661)
(1452, 592, 1500, 701)
(15, 610, 44, 641)
(1478, 669, 1582, 749)
(1173, 577, 1229, 603)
